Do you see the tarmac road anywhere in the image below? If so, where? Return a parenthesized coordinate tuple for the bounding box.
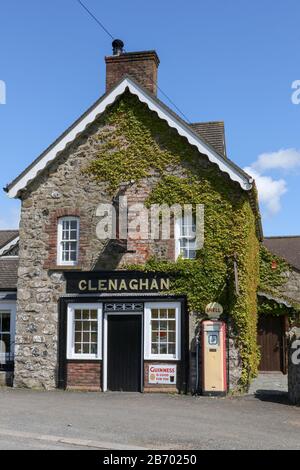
(0, 387, 299, 450)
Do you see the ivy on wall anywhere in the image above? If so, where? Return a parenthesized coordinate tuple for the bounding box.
(258, 245, 300, 318)
(84, 92, 262, 390)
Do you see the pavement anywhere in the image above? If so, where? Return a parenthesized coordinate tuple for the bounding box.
(248, 372, 288, 396)
(0, 376, 299, 450)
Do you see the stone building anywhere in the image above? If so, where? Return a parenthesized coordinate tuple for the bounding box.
(256, 237, 300, 374)
(3, 42, 267, 393)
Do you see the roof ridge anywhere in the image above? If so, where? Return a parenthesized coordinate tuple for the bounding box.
(264, 235, 300, 239)
(190, 121, 224, 125)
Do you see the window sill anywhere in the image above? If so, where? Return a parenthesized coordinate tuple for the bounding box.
(145, 356, 180, 361)
(67, 355, 102, 361)
(48, 265, 82, 271)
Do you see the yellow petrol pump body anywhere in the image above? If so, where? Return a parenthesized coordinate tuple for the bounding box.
(202, 320, 227, 396)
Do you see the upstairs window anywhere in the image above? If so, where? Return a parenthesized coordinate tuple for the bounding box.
(57, 217, 80, 266)
(175, 214, 196, 260)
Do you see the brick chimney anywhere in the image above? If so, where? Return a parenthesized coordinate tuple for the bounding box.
(105, 40, 160, 95)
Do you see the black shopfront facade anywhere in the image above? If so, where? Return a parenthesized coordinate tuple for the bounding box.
(58, 271, 188, 393)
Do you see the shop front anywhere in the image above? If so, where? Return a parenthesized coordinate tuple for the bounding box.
(58, 272, 188, 393)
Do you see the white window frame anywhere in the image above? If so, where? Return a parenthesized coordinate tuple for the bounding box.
(57, 216, 80, 266)
(144, 302, 181, 361)
(67, 303, 102, 360)
(0, 303, 16, 362)
(175, 214, 197, 260)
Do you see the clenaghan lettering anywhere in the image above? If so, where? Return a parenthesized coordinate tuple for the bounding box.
(77, 277, 170, 292)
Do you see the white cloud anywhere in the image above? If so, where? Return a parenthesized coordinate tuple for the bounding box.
(252, 148, 300, 173)
(244, 148, 300, 216)
(244, 166, 287, 215)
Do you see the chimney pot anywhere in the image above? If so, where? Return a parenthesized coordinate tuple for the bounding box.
(112, 39, 124, 56)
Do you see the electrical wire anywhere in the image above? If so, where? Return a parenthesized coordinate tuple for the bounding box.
(75, 0, 192, 123)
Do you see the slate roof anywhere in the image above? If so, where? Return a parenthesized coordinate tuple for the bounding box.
(263, 236, 300, 271)
(0, 230, 19, 249)
(0, 258, 18, 291)
(189, 122, 226, 156)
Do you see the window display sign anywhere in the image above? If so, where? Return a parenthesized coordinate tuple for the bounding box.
(148, 364, 177, 385)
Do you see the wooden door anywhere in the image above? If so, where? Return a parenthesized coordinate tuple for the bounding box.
(257, 315, 285, 372)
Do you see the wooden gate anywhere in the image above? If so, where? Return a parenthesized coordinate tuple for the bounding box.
(257, 315, 286, 372)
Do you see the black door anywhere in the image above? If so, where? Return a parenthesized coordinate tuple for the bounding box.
(107, 315, 142, 391)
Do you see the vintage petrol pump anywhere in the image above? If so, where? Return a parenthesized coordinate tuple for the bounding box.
(202, 320, 227, 396)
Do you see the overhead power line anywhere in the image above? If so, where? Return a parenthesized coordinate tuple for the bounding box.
(75, 0, 191, 123)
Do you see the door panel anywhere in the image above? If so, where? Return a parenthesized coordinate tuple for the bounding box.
(107, 315, 142, 391)
(257, 315, 284, 372)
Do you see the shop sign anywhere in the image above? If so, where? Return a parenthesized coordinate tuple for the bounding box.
(65, 271, 171, 294)
(148, 364, 177, 385)
(205, 302, 223, 319)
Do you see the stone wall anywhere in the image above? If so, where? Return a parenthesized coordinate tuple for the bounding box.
(280, 269, 300, 303)
(288, 327, 300, 406)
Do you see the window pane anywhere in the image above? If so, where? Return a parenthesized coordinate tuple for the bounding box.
(1, 334, 10, 353)
(83, 344, 89, 354)
(83, 332, 89, 343)
(1, 314, 10, 333)
(151, 343, 158, 354)
(82, 310, 89, 320)
(75, 332, 81, 342)
(91, 322, 97, 332)
(168, 343, 175, 355)
(159, 331, 167, 341)
(75, 321, 83, 332)
(91, 333, 97, 343)
(151, 309, 159, 319)
(91, 344, 97, 354)
(70, 230, 77, 240)
(159, 308, 167, 318)
(152, 331, 159, 342)
(160, 321, 167, 331)
(75, 310, 82, 320)
(168, 309, 175, 319)
(159, 343, 167, 354)
(90, 310, 97, 319)
(70, 220, 78, 230)
(168, 331, 176, 343)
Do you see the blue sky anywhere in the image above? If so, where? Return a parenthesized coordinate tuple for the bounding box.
(1, 0, 300, 235)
